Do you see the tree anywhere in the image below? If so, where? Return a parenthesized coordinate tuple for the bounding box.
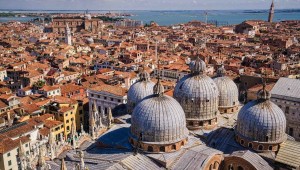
(33, 80, 45, 89)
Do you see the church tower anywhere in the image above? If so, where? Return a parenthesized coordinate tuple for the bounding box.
(65, 23, 72, 46)
(268, 0, 275, 23)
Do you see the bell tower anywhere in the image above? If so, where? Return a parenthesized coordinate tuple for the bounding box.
(268, 0, 275, 23)
(65, 23, 72, 46)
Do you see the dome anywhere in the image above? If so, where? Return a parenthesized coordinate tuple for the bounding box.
(127, 71, 155, 114)
(213, 66, 239, 114)
(235, 86, 287, 152)
(174, 58, 219, 130)
(130, 79, 188, 153)
(86, 37, 94, 44)
(85, 14, 92, 20)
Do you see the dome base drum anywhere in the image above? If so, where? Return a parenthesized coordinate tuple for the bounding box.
(186, 117, 218, 130)
(129, 136, 188, 153)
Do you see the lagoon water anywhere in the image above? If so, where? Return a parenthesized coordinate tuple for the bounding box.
(1, 9, 300, 25)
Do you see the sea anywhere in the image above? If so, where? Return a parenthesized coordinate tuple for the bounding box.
(1, 9, 300, 26)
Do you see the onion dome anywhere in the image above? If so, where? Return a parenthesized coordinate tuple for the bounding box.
(213, 65, 239, 114)
(174, 57, 219, 130)
(235, 83, 287, 152)
(127, 69, 155, 114)
(130, 79, 188, 153)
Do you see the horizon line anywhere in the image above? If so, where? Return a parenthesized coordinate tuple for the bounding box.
(0, 8, 300, 11)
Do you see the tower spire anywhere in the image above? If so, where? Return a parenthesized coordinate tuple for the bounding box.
(268, 0, 275, 22)
(65, 23, 72, 45)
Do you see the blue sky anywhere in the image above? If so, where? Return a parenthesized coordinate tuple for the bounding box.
(0, 0, 300, 10)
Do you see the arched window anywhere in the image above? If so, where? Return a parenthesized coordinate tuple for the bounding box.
(147, 146, 153, 152)
(238, 166, 244, 170)
(258, 145, 263, 151)
(199, 121, 203, 126)
(213, 161, 219, 169)
(248, 143, 253, 148)
(181, 141, 185, 146)
(240, 139, 244, 145)
(159, 146, 165, 152)
(189, 121, 193, 126)
(228, 164, 234, 170)
(269, 145, 273, 150)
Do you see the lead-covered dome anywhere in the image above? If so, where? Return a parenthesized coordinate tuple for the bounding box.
(130, 79, 188, 153)
(127, 70, 155, 114)
(213, 65, 239, 114)
(174, 57, 219, 130)
(235, 85, 287, 152)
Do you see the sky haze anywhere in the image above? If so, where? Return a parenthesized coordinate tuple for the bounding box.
(0, 0, 300, 10)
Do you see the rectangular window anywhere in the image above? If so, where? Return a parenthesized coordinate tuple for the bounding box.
(286, 107, 289, 114)
(7, 152, 10, 157)
(289, 128, 294, 136)
(8, 160, 11, 166)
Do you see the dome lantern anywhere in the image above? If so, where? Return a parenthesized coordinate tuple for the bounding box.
(153, 77, 164, 97)
(190, 57, 206, 75)
(216, 64, 226, 77)
(257, 77, 271, 101)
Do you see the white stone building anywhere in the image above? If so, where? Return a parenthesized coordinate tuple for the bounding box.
(271, 77, 300, 141)
(88, 84, 127, 115)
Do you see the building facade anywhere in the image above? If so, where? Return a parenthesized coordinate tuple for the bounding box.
(52, 17, 103, 34)
(88, 84, 127, 116)
(271, 77, 300, 141)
